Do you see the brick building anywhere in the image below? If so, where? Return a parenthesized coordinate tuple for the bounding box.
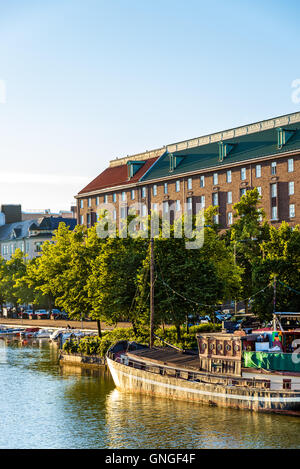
(75, 112, 300, 229)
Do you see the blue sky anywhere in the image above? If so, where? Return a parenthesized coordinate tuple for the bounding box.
(0, 0, 299, 211)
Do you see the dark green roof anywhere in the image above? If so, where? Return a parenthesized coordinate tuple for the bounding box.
(141, 123, 300, 182)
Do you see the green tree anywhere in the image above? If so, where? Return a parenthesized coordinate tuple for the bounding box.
(86, 234, 148, 333)
(0, 249, 27, 307)
(252, 222, 300, 319)
(228, 188, 268, 313)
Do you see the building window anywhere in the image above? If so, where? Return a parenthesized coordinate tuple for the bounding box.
(104, 194, 108, 203)
(271, 161, 277, 175)
(121, 191, 126, 202)
(271, 206, 278, 220)
(87, 213, 91, 225)
(175, 180, 180, 192)
(212, 193, 218, 206)
(241, 167, 246, 181)
(200, 195, 205, 208)
(152, 203, 158, 212)
(200, 175, 205, 188)
(163, 201, 169, 213)
(175, 200, 181, 212)
(113, 209, 117, 220)
(142, 204, 147, 217)
(226, 170, 232, 183)
(80, 215, 84, 225)
(240, 188, 246, 198)
(289, 204, 295, 218)
(131, 189, 135, 200)
(271, 183, 277, 198)
(289, 181, 294, 196)
(164, 183, 168, 194)
(256, 165, 262, 178)
(228, 212, 233, 225)
(96, 196, 100, 206)
(88, 198, 91, 207)
(120, 207, 127, 219)
(227, 191, 232, 204)
(187, 178, 192, 190)
(80, 200, 84, 209)
(153, 185, 157, 196)
(213, 173, 218, 185)
(141, 187, 146, 198)
(113, 193, 117, 203)
(288, 158, 294, 173)
(257, 186, 262, 196)
(187, 197, 193, 211)
(213, 214, 219, 224)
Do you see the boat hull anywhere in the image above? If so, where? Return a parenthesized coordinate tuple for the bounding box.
(107, 357, 300, 414)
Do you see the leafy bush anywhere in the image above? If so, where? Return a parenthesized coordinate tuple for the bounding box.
(63, 322, 221, 357)
(62, 338, 79, 354)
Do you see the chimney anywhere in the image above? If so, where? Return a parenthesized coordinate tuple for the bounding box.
(1, 205, 22, 223)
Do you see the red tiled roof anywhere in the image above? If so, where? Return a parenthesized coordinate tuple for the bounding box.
(78, 157, 159, 194)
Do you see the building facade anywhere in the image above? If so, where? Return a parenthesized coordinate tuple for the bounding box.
(76, 112, 300, 229)
(0, 216, 76, 261)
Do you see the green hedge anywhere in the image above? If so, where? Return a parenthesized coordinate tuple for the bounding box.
(62, 323, 221, 357)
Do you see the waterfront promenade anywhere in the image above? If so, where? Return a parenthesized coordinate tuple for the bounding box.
(0, 317, 131, 331)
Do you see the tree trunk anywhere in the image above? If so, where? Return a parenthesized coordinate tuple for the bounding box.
(131, 320, 138, 337)
(97, 319, 102, 338)
(245, 300, 249, 315)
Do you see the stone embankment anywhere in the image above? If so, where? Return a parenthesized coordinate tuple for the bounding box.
(59, 353, 106, 367)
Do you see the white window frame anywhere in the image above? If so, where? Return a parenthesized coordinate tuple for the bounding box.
(289, 204, 295, 218)
(255, 164, 261, 178)
(288, 158, 294, 173)
(271, 161, 277, 175)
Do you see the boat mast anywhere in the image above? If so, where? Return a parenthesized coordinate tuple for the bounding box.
(150, 237, 155, 348)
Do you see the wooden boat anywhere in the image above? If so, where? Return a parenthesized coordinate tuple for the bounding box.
(107, 239, 300, 414)
(107, 335, 300, 414)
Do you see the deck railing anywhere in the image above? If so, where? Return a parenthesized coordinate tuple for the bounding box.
(107, 351, 271, 390)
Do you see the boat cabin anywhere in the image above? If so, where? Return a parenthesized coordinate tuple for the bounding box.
(196, 333, 244, 376)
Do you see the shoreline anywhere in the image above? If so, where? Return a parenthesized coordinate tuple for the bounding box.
(0, 317, 131, 331)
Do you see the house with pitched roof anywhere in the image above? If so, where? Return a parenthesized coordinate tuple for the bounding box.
(0, 216, 76, 260)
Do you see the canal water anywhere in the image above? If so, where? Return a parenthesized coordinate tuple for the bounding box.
(0, 339, 299, 449)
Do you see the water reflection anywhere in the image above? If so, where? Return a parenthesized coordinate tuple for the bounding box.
(0, 340, 299, 449)
(105, 389, 300, 449)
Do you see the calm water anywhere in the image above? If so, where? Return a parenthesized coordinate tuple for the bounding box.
(0, 339, 299, 449)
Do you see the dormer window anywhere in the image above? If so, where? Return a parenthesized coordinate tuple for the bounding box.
(218, 141, 235, 162)
(127, 161, 145, 179)
(277, 127, 295, 149)
(169, 153, 184, 172)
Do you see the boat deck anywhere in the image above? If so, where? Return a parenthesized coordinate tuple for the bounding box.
(126, 347, 300, 391)
(126, 347, 201, 371)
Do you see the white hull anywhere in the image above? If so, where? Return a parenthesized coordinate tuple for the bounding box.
(107, 357, 300, 414)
